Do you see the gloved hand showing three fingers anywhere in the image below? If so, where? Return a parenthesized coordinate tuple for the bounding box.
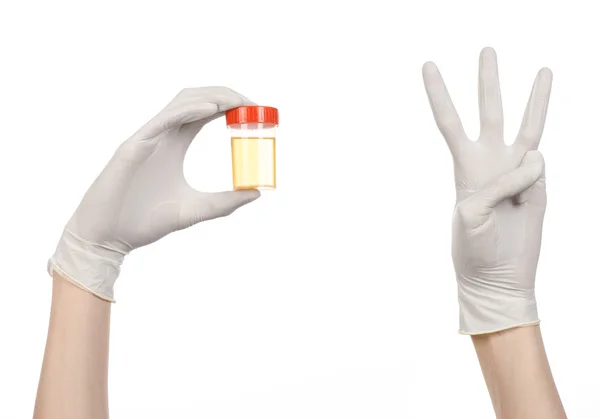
(423, 47, 553, 335)
(48, 87, 260, 302)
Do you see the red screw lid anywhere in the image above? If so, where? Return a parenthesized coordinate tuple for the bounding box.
(226, 106, 279, 126)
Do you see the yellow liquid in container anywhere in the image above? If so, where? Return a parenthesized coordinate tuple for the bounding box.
(231, 137, 276, 190)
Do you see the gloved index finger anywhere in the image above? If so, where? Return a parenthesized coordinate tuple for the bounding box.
(177, 86, 256, 112)
(136, 86, 255, 140)
(422, 61, 469, 157)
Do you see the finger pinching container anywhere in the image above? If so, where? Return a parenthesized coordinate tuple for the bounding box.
(226, 106, 279, 190)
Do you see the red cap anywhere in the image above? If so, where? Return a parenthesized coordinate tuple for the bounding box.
(226, 106, 279, 126)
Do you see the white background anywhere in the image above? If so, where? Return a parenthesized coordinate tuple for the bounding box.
(0, 0, 598, 417)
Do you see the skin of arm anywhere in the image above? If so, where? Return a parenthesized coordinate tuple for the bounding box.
(33, 272, 110, 419)
(472, 325, 567, 419)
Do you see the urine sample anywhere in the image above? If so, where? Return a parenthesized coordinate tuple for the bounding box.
(226, 105, 279, 190)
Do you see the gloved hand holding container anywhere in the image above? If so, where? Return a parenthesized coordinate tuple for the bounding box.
(226, 105, 279, 190)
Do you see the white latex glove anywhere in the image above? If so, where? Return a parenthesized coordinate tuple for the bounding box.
(48, 87, 260, 301)
(422, 47, 553, 335)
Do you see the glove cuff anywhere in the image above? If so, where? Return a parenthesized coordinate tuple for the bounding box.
(47, 229, 126, 302)
(457, 279, 539, 335)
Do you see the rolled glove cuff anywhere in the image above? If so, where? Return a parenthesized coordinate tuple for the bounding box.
(47, 229, 126, 302)
(457, 278, 539, 335)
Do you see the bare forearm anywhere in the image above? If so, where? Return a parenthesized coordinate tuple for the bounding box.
(472, 325, 566, 419)
(34, 272, 111, 419)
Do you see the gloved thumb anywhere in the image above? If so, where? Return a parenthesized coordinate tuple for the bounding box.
(456, 151, 544, 228)
(514, 151, 546, 204)
(477, 150, 544, 214)
(181, 189, 261, 226)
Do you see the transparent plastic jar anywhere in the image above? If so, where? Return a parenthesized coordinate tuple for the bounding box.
(226, 106, 279, 190)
